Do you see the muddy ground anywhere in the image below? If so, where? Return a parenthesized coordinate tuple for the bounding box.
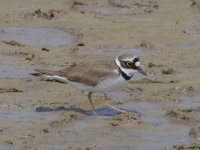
(0, 0, 200, 150)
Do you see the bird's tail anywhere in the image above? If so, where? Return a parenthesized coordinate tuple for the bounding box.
(30, 69, 61, 76)
(30, 69, 68, 83)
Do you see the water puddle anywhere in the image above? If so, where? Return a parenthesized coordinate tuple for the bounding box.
(73, 1, 158, 15)
(181, 93, 200, 107)
(62, 93, 199, 150)
(36, 105, 130, 116)
(77, 47, 154, 57)
(168, 41, 200, 50)
(0, 145, 16, 150)
(121, 101, 192, 150)
(0, 93, 196, 150)
(0, 55, 20, 64)
(0, 66, 34, 78)
(0, 109, 59, 121)
(87, 6, 139, 15)
(0, 27, 77, 47)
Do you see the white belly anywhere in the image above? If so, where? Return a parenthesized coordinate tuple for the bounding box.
(66, 75, 127, 93)
(92, 75, 127, 93)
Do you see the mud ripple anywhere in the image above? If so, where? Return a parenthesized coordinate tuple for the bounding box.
(25, 9, 62, 20)
(71, 0, 159, 15)
(189, 124, 200, 140)
(109, 113, 141, 127)
(169, 143, 200, 150)
(166, 107, 200, 124)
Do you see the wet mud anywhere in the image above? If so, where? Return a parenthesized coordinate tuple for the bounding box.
(0, 0, 200, 150)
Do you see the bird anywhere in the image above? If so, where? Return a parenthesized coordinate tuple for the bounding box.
(31, 54, 147, 115)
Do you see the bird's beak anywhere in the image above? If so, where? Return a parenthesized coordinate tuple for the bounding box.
(137, 67, 147, 76)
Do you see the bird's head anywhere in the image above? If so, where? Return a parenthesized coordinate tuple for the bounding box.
(115, 54, 147, 79)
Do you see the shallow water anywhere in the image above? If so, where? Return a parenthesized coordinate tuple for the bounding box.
(61, 93, 199, 150)
(0, 145, 16, 150)
(11, 92, 196, 150)
(121, 101, 192, 150)
(0, 66, 34, 78)
(0, 55, 20, 64)
(168, 41, 200, 51)
(0, 89, 197, 150)
(180, 93, 200, 108)
(0, 27, 76, 47)
(89, 6, 137, 15)
(0, 109, 59, 121)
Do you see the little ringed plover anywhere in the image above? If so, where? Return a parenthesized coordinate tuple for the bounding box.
(31, 54, 147, 115)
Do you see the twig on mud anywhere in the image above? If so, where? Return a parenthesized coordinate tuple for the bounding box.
(0, 88, 23, 93)
(131, 78, 178, 84)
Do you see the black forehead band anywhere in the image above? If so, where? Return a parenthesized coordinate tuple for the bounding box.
(133, 57, 139, 63)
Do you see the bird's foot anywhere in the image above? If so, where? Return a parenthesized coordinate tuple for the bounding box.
(92, 110, 98, 116)
(105, 102, 140, 118)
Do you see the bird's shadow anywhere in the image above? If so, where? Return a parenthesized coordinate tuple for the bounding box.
(35, 106, 139, 116)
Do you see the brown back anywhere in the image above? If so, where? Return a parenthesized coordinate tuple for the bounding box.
(35, 61, 118, 86)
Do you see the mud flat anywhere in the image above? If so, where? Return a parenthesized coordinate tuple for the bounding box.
(0, 27, 77, 47)
(0, 0, 200, 150)
(76, 47, 154, 58)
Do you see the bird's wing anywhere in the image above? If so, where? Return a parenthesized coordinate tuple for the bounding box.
(32, 61, 118, 86)
(66, 63, 118, 86)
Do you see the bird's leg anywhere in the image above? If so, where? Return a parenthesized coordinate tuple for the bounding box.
(104, 93, 128, 114)
(88, 92, 97, 115)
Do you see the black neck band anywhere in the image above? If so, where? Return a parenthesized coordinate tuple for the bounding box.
(120, 69, 132, 80)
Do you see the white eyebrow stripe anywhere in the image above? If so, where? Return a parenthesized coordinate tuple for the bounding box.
(123, 57, 134, 61)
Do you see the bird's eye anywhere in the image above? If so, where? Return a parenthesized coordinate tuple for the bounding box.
(126, 62, 133, 68)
